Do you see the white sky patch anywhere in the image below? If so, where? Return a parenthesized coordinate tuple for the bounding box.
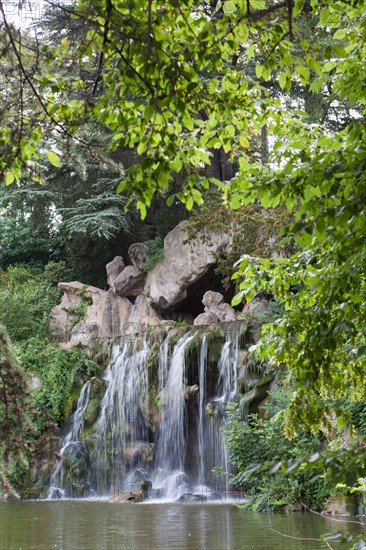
(1, 0, 46, 28)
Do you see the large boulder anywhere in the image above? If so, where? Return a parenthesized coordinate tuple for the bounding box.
(322, 494, 356, 516)
(193, 311, 219, 325)
(50, 281, 85, 341)
(144, 221, 231, 310)
(106, 256, 125, 287)
(128, 241, 152, 270)
(125, 295, 162, 334)
(50, 282, 133, 346)
(112, 265, 146, 297)
(194, 291, 238, 325)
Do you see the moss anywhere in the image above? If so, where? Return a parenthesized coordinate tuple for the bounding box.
(63, 385, 82, 420)
(146, 341, 160, 387)
(89, 377, 105, 400)
(84, 398, 102, 427)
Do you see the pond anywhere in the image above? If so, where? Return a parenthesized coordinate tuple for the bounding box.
(1, 500, 365, 550)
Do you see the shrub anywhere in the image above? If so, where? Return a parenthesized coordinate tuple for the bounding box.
(223, 402, 332, 511)
(143, 236, 164, 272)
(19, 338, 100, 427)
(0, 265, 60, 342)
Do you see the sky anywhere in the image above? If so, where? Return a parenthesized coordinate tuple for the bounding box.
(2, 0, 46, 28)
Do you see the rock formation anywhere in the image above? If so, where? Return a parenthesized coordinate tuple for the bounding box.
(144, 221, 231, 310)
(50, 221, 233, 349)
(106, 256, 125, 287)
(112, 265, 146, 297)
(128, 241, 152, 270)
(193, 290, 238, 325)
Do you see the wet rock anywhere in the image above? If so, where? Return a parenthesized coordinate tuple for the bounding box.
(202, 291, 224, 308)
(123, 441, 155, 464)
(193, 311, 219, 326)
(106, 256, 125, 287)
(89, 377, 105, 400)
(243, 299, 272, 315)
(108, 490, 142, 503)
(125, 295, 162, 333)
(322, 494, 356, 516)
(239, 373, 274, 412)
(84, 398, 101, 427)
(108, 480, 152, 503)
(61, 442, 90, 493)
(50, 282, 133, 348)
(183, 384, 199, 400)
(176, 492, 208, 503)
(285, 501, 306, 513)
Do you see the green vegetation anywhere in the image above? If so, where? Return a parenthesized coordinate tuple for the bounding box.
(0, 265, 60, 342)
(143, 236, 164, 273)
(0, 265, 99, 496)
(0, 0, 365, 512)
(224, 398, 332, 511)
(0, 327, 35, 496)
(19, 338, 99, 427)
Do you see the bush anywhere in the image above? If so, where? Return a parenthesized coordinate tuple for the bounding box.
(143, 236, 164, 272)
(0, 265, 60, 342)
(19, 338, 100, 427)
(223, 403, 332, 511)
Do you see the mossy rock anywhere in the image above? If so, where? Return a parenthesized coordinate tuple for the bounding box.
(146, 341, 160, 385)
(64, 385, 82, 420)
(322, 493, 357, 516)
(240, 374, 274, 413)
(84, 398, 102, 427)
(89, 377, 105, 399)
(29, 474, 50, 499)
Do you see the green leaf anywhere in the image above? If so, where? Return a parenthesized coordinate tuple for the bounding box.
(239, 135, 250, 148)
(223, 1, 236, 13)
(47, 151, 61, 168)
(333, 29, 347, 39)
(172, 156, 183, 172)
(297, 66, 310, 83)
(255, 64, 263, 79)
(186, 195, 193, 210)
(279, 72, 287, 90)
(226, 124, 235, 138)
(137, 201, 147, 219)
(5, 172, 15, 185)
(144, 104, 154, 121)
(232, 290, 245, 306)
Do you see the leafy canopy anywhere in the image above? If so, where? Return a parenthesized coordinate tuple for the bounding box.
(0, 0, 365, 436)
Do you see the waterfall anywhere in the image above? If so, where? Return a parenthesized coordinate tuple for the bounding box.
(197, 334, 207, 488)
(48, 323, 248, 501)
(48, 381, 91, 499)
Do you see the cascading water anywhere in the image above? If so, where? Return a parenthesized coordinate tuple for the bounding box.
(48, 381, 91, 499)
(48, 323, 250, 501)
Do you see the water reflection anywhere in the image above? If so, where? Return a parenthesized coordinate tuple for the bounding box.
(1, 501, 365, 550)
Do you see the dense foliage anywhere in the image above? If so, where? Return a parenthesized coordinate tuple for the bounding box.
(0, 0, 365, 505)
(224, 401, 332, 511)
(0, 265, 60, 341)
(0, 327, 35, 473)
(0, 266, 99, 495)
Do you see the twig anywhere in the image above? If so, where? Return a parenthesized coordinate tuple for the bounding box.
(267, 526, 321, 542)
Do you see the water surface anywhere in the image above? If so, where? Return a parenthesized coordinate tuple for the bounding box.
(1, 501, 364, 550)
